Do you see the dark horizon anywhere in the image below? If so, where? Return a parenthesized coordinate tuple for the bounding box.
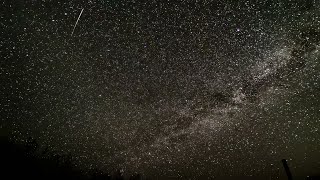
(1, 135, 320, 179)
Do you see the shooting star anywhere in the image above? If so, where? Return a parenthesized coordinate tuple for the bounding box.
(71, 8, 84, 36)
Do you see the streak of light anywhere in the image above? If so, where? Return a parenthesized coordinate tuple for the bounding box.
(71, 8, 84, 36)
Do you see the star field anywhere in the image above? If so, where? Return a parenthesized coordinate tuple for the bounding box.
(1, 0, 320, 179)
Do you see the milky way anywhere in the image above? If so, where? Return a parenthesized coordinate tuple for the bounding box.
(1, 1, 320, 179)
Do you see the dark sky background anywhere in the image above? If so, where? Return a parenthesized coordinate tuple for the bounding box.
(1, 0, 320, 179)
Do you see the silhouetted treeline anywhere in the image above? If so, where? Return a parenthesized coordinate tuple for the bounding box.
(2, 136, 318, 180)
(0, 136, 143, 180)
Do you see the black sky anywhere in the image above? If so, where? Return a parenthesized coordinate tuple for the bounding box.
(1, 0, 320, 179)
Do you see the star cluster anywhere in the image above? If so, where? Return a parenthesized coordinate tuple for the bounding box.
(1, 0, 320, 179)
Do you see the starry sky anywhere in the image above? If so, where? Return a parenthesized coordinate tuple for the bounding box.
(1, 0, 320, 179)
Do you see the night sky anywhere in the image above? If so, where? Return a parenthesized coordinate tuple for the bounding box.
(1, 0, 320, 179)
